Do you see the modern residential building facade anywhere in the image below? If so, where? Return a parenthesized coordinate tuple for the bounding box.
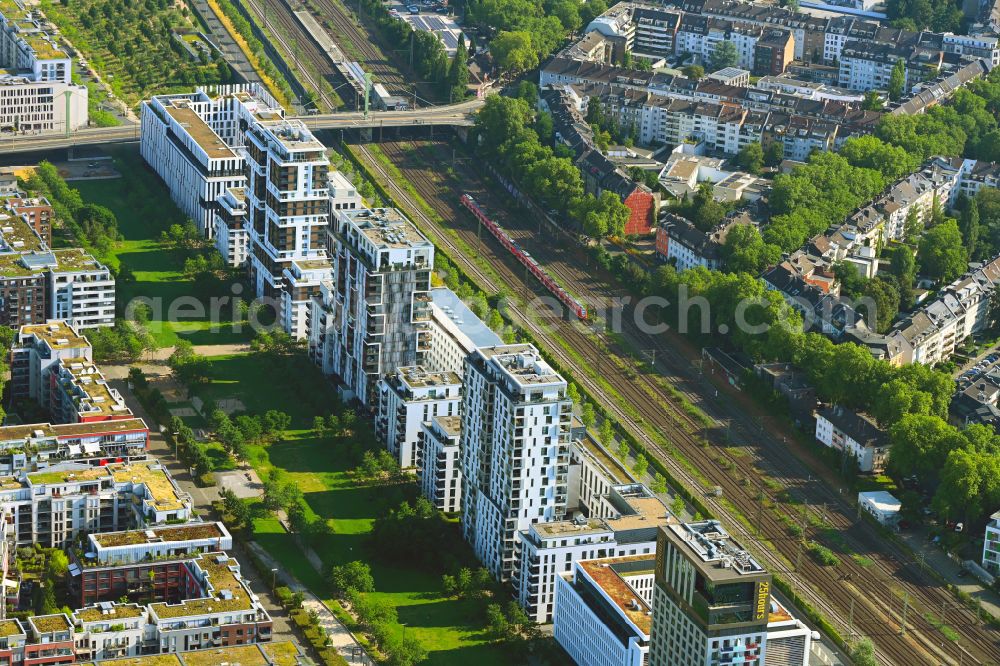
(982, 510, 1000, 575)
(376, 366, 461, 469)
(242, 117, 330, 332)
(459, 344, 573, 581)
(417, 415, 462, 513)
(649, 520, 771, 666)
(0, 1, 88, 134)
(517, 484, 670, 622)
(0, 460, 192, 548)
(310, 208, 434, 404)
(140, 87, 283, 237)
(553, 555, 655, 666)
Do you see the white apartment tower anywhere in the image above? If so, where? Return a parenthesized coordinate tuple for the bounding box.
(213, 187, 249, 267)
(47, 249, 115, 329)
(243, 118, 331, 334)
(460, 344, 573, 581)
(140, 90, 276, 235)
(419, 416, 462, 513)
(375, 366, 461, 468)
(310, 208, 434, 405)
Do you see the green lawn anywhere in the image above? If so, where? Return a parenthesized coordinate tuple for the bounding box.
(198, 353, 507, 664)
(192, 354, 332, 427)
(72, 147, 252, 347)
(250, 432, 505, 665)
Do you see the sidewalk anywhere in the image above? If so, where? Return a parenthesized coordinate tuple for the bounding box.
(248, 542, 372, 665)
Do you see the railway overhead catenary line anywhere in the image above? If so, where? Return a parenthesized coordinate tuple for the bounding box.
(354, 140, 1000, 666)
(302, 0, 426, 101)
(246, 0, 341, 110)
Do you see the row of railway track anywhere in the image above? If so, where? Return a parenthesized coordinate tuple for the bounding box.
(355, 139, 1000, 665)
(243, 0, 340, 108)
(306, 0, 414, 98)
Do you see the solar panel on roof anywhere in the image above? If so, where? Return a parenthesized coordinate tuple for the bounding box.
(441, 33, 458, 49)
(20, 252, 56, 269)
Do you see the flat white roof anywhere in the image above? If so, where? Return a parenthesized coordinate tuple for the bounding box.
(858, 490, 901, 512)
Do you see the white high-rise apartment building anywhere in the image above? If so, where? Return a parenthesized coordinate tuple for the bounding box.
(375, 366, 461, 468)
(649, 521, 771, 666)
(213, 187, 249, 267)
(310, 208, 434, 405)
(418, 415, 462, 512)
(516, 484, 669, 623)
(243, 117, 331, 335)
(460, 344, 572, 581)
(141, 88, 280, 236)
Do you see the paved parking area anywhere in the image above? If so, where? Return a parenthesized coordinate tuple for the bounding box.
(216, 468, 263, 499)
(386, 0, 465, 55)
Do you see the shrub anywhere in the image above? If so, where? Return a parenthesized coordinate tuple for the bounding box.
(807, 542, 840, 566)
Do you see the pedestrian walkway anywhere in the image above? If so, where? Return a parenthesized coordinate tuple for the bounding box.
(248, 542, 372, 665)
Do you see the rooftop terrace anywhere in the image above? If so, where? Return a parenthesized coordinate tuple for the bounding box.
(51, 248, 106, 272)
(110, 461, 184, 512)
(579, 555, 654, 635)
(74, 603, 146, 623)
(29, 614, 70, 634)
(668, 520, 765, 581)
(0, 417, 146, 444)
(345, 208, 433, 250)
(0, 619, 24, 638)
(92, 522, 225, 548)
(19, 320, 89, 350)
(99, 655, 182, 666)
(397, 366, 461, 390)
(149, 553, 254, 619)
(181, 645, 266, 666)
(27, 463, 107, 485)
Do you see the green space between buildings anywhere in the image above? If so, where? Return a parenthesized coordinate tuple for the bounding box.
(72, 147, 252, 347)
(192, 354, 510, 665)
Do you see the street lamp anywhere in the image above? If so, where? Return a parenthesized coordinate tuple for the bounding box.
(271, 567, 278, 593)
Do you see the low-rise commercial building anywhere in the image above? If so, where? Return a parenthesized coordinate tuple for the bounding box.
(858, 490, 901, 526)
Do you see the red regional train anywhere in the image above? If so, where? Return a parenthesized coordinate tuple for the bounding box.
(460, 194, 588, 320)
